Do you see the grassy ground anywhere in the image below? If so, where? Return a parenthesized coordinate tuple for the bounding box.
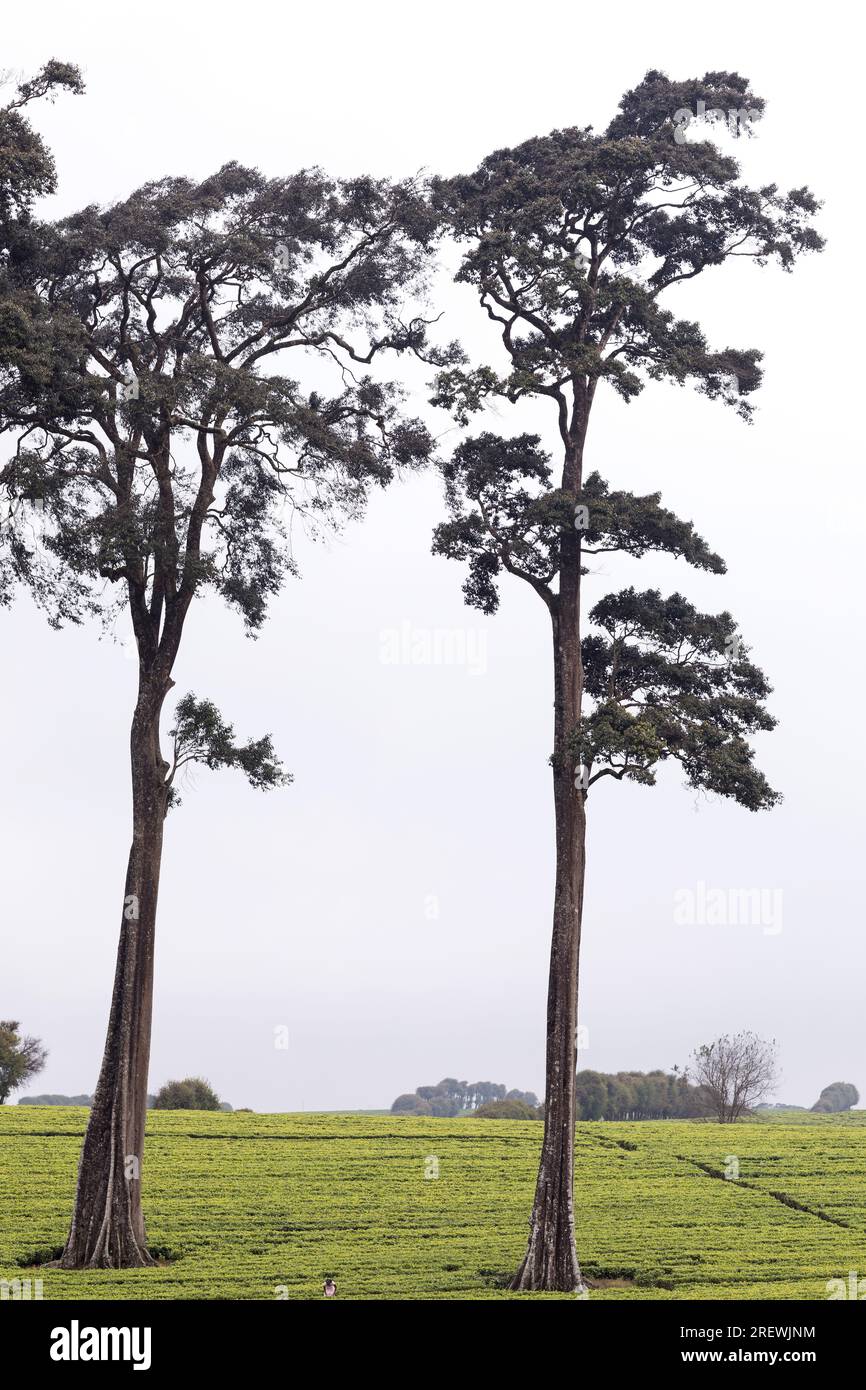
(1, 1106, 864, 1300)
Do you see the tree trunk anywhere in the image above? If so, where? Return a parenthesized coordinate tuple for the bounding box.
(60, 677, 170, 1268)
(512, 441, 587, 1293)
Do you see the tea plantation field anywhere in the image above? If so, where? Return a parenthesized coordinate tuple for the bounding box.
(2, 1107, 865, 1300)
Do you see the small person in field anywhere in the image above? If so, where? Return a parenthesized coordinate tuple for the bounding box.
(323, 1277, 337, 1298)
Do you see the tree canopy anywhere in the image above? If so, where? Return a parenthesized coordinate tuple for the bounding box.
(153, 1077, 222, 1111)
(432, 69, 821, 431)
(0, 162, 442, 632)
(811, 1082, 859, 1114)
(0, 1020, 48, 1103)
(0, 60, 84, 231)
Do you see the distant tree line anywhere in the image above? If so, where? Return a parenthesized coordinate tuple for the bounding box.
(391, 1047, 788, 1123)
(19, 1078, 234, 1111)
(391, 1078, 540, 1117)
(19, 1093, 139, 1107)
(575, 1069, 708, 1121)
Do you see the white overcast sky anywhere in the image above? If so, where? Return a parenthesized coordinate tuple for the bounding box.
(2, 0, 862, 1111)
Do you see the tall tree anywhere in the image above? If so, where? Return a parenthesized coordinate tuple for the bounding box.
(0, 160, 441, 1267)
(430, 70, 823, 1290)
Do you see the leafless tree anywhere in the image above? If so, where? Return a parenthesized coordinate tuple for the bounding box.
(690, 1032, 779, 1122)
